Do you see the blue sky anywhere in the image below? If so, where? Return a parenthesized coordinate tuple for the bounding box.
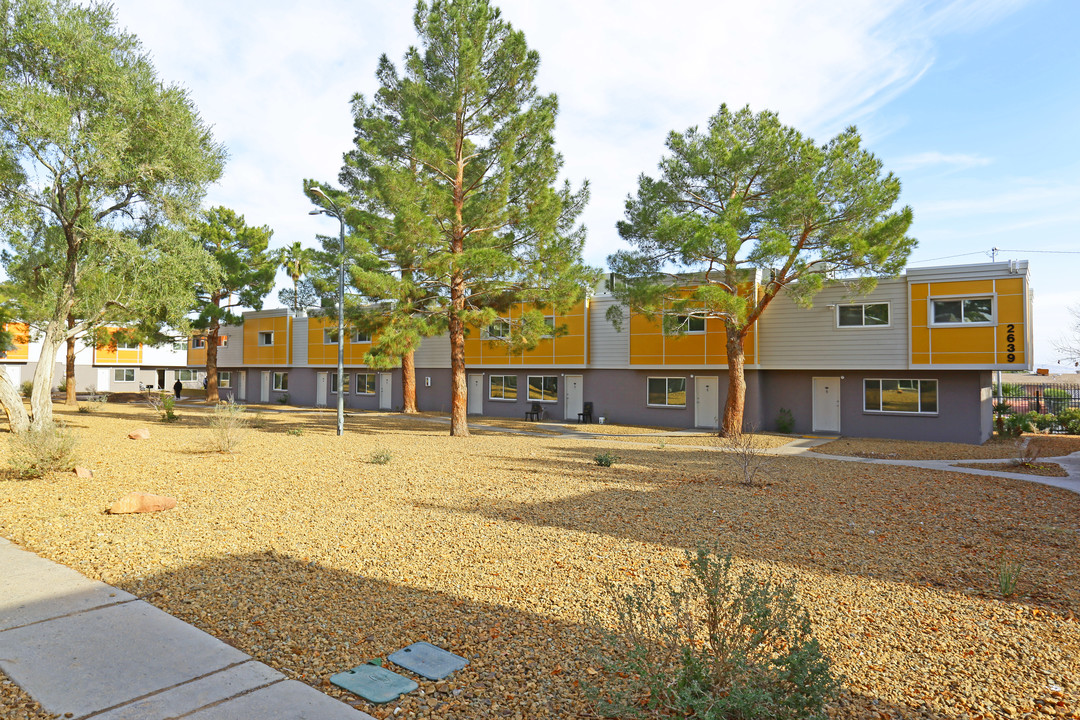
(105, 0, 1079, 370)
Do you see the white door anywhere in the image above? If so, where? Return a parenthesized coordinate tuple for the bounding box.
(694, 376, 719, 429)
(237, 371, 247, 401)
(316, 372, 328, 407)
(812, 377, 841, 433)
(260, 371, 270, 403)
(379, 373, 392, 410)
(467, 374, 484, 414)
(564, 375, 583, 421)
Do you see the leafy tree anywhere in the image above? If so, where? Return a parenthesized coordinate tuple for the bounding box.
(277, 279, 319, 312)
(0, 0, 225, 432)
(326, 0, 596, 435)
(610, 105, 915, 435)
(278, 241, 315, 312)
(191, 207, 276, 403)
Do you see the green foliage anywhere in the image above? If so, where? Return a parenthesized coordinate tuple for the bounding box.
(992, 401, 1012, 416)
(609, 104, 914, 435)
(276, 393, 289, 405)
(278, 242, 316, 312)
(369, 450, 392, 465)
(993, 382, 1024, 397)
(1056, 408, 1080, 435)
(594, 451, 620, 467)
(776, 408, 795, 434)
(207, 399, 249, 452)
(19, 380, 33, 398)
(1002, 412, 1035, 437)
(589, 547, 839, 720)
(8, 422, 77, 479)
(286, 427, 304, 436)
(1042, 387, 1071, 414)
(996, 557, 1022, 598)
(57, 377, 67, 393)
(146, 391, 178, 422)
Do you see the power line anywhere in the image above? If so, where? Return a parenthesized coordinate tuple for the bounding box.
(907, 251, 987, 265)
(909, 247, 1080, 265)
(996, 248, 1080, 254)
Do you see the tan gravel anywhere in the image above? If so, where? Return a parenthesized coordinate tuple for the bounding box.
(954, 460, 1070, 477)
(0, 404, 1078, 720)
(813, 434, 1080, 460)
(0, 672, 56, 720)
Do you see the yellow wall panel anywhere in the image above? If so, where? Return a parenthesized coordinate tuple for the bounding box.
(996, 295, 1025, 323)
(2, 323, 29, 361)
(910, 283, 928, 301)
(929, 326, 995, 353)
(911, 352, 930, 365)
(932, 352, 996, 364)
(995, 278, 1024, 295)
(910, 299, 927, 327)
(911, 327, 930, 354)
(996, 351, 1026, 365)
(929, 280, 994, 296)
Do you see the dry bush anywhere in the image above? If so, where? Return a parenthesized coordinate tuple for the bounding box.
(724, 431, 767, 487)
(207, 399, 250, 452)
(8, 422, 78, 479)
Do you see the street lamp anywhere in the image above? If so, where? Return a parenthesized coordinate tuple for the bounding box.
(307, 186, 346, 437)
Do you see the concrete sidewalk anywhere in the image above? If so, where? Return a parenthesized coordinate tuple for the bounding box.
(0, 537, 374, 720)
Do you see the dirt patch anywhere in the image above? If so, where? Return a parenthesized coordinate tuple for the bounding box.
(955, 461, 1070, 477)
(0, 404, 1077, 719)
(813, 434, 1080, 460)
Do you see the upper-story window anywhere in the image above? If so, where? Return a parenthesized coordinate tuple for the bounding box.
(258, 331, 275, 346)
(838, 302, 889, 327)
(191, 337, 206, 349)
(672, 314, 705, 333)
(486, 319, 510, 339)
(541, 316, 555, 337)
(932, 297, 992, 325)
(173, 339, 188, 352)
(323, 328, 338, 344)
(116, 340, 139, 350)
(351, 330, 371, 343)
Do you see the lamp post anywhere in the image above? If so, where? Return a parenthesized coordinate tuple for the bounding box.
(307, 187, 346, 436)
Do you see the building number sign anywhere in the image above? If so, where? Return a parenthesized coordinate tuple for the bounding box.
(1006, 324, 1017, 362)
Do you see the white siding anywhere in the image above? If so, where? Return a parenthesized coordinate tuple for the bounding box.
(291, 317, 308, 366)
(588, 295, 630, 368)
(414, 333, 451, 369)
(757, 279, 909, 370)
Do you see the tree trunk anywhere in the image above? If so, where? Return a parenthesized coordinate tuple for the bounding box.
(402, 349, 418, 414)
(28, 321, 65, 431)
(206, 321, 220, 403)
(721, 326, 747, 437)
(0, 371, 31, 434)
(64, 314, 77, 405)
(448, 274, 469, 436)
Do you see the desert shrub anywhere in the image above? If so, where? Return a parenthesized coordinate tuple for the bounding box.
(276, 393, 290, 405)
(145, 390, 179, 422)
(776, 407, 795, 434)
(369, 450, 392, 465)
(1002, 412, 1035, 437)
(286, 427, 304, 436)
(207, 399, 249, 452)
(594, 451, 620, 467)
(589, 546, 840, 720)
(1056, 408, 1080, 435)
(9, 422, 78, 479)
(724, 431, 767, 487)
(19, 380, 33, 398)
(1028, 413, 1057, 434)
(996, 557, 1023, 598)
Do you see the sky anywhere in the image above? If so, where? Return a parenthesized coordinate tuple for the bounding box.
(103, 0, 1080, 370)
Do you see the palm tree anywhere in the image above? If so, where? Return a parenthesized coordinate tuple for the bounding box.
(278, 242, 314, 312)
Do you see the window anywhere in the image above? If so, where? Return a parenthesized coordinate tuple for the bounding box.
(355, 373, 376, 395)
(177, 369, 199, 382)
(527, 375, 558, 402)
(674, 314, 705, 333)
(330, 371, 350, 394)
(932, 298, 992, 325)
(218, 371, 231, 388)
(113, 368, 135, 383)
(486, 319, 510, 339)
(117, 340, 139, 350)
(351, 330, 371, 343)
(273, 372, 288, 391)
(217, 335, 228, 347)
(838, 303, 889, 327)
(259, 331, 274, 346)
(191, 337, 206, 349)
(172, 339, 188, 352)
(323, 329, 339, 344)
(647, 377, 687, 407)
(541, 317, 555, 337)
(490, 375, 518, 400)
(864, 379, 938, 414)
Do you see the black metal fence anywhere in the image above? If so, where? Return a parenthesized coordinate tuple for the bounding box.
(994, 383, 1080, 415)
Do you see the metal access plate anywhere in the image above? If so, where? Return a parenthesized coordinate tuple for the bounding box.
(388, 642, 469, 680)
(330, 664, 418, 704)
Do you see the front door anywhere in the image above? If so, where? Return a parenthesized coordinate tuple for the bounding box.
(694, 376, 719, 429)
(812, 377, 841, 433)
(564, 375, 583, 421)
(316, 372, 328, 407)
(260, 371, 270, 403)
(379, 373, 392, 410)
(467, 374, 484, 414)
(237, 371, 247, 401)
(156, 369, 165, 390)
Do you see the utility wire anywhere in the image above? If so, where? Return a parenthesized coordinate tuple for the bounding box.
(907, 251, 987, 265)
(909, 248, 1080, 265)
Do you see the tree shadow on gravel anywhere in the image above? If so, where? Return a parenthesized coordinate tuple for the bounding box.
(121, 550, 948, 720)
(461, 444, 1080, 614)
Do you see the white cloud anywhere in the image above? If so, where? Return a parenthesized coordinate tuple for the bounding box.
(891, 151, 993, 172)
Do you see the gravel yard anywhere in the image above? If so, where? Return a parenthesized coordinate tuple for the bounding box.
(813, 435, 1080, 460)
(1, 404, 1078, 719)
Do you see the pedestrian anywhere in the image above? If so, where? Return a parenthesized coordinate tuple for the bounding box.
(173, 379, 183, 400)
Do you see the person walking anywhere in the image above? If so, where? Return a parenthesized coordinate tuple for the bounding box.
(173, 379, 183, 400)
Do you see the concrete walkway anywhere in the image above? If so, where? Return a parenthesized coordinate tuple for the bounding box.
(0, 537, 374, 720)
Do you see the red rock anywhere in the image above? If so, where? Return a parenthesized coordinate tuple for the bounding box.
(108, 492, 177, 514)
(73, 466, 93, 478)
(128, 428, 150, 440)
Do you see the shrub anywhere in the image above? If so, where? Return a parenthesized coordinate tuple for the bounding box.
(776, 407, 795, 434)
(145, 390, 179, 422)
(993, 382, 1023, 397)
(9, 422, 78, 479)
(594, 451, 620, 467)
(1056, 408, 1080, 435)
(207, 399, 249, 452)
(276, 393, 290, 405)
(1002, 412, 1035, 437)
(57, 377, 67, 393)
(1028, 413, 1057, 434)
(996, 557, 1022, 598)
(19, 380, 33, 398)
(724, 431, 767, 487)
(589, 546, 840, 720)
(286, 427, 304, 436)
(369, 450, 392, 465)
(1043, 387, 1070, 414)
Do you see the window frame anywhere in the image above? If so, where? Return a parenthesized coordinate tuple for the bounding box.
(218, 371, 231, 388)
(351, 329, 372, 344)
(671, 314, 706, 334)
(863, 378, 939, 415)
(172, 339, 188, 352)
(929, 296, 994, 326)
(113, 368, 135, 383)
(330, 371, 350, 394)
(191, 337, 206, 349)
(177, 369, 199, 382)
(355, 373, 376, 395)
(836, 302, 891, 328)
(258, 331, 275, 346)
(485, 319, 510, 340)
(541, 316, 556, 337)
(526, 375, 558, 403)
(272, 372, 288, 391)
(647, 376, 688, 408)
(489, 374, 518, 401)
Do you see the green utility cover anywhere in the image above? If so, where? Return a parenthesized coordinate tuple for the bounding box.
(330, 664, 418, 704)
(388, 641, 469, 680)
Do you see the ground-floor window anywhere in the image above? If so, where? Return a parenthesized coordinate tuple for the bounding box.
(355, 373, 376, 395)
(273, 372, 288, 391)
(527, 375, 557, 402)
(218, 371, 231, 388)
(177, 369, 199, 382)
(113, 368, 135, 383)
(864, 379, 938, 414)
(330, 371, 350, 394)
(490, 375, 518, 400)
(647, 377, 687, 407)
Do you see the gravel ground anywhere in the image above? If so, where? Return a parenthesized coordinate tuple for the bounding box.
(813, 435, 1080, 460)
(953, 460, 1069, 477)
(0, 674, 56, 720)
(1, 404, 1078, 720)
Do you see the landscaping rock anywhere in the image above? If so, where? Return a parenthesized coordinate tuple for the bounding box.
(108, 492, 177, 514)
(73, 466, 94, 478)
(128, 428, 150, 440)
